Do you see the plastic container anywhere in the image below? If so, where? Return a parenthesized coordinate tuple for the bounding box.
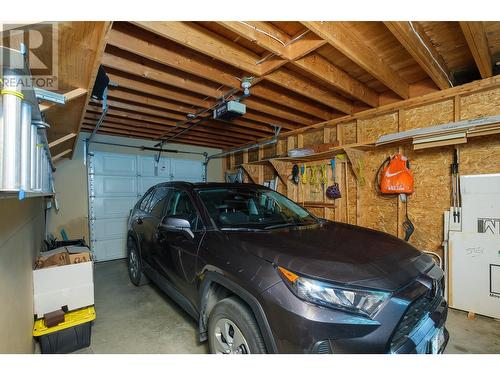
(33, 306, 95, 354)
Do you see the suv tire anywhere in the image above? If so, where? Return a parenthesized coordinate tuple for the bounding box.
(127, 240, 148, 286)
(208, 297, 266, 354)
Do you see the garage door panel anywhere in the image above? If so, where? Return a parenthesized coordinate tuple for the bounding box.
(94, 153, 137, 176)
(92, 197, 138, 218)
(138, 176, 170, 195)
(92, 218, 128, 240)
(92, 238, 127, 262)
(138, 156, 171, 177)
(93, 175, 138, 197)
(90, 151, 204, 262)
(171, 159, 203, 182)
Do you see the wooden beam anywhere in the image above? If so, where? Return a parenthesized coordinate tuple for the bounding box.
(52, 149, 72, 162)
(459, 22, 493, 78)
(251, 84, 332, 121)
(132, 22, 265, 76)
(301, 21, 409, 99)
(294, 54, 379, 107)
(217, 21, 288, 59)
(101, 52, 224, 99)
(384, 22, 452, 90)
(108, 26, 329, 121)
(103, 53, 304, 128)
(107, 27, 241, 88)
(266, 68, 354, 114)
(69, 21, 112, 158)
(48, 133, 77, 149)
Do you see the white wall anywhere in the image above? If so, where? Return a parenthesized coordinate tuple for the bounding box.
(47, 133, 224, 241)
(0, 197, 45, 353)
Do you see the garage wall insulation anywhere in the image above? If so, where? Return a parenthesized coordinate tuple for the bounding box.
(229, 79, 500, 259)
(0, 197, 45, 353)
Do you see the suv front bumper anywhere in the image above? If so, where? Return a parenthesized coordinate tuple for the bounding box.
(259, 279, 449, 354)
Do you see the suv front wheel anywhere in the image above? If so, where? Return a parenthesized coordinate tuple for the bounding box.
(208, 297, 266, 354)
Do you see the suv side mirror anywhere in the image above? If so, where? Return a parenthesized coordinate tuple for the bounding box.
(160, 217, 194, 239)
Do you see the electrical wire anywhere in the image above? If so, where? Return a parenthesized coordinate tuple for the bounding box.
(237, 22, 311, 65)
(238, 21, 286, 46)
(407, 21, 454, 87)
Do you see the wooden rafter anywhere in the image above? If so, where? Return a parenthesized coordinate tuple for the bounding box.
(301, 21, 410, 99)
(107, 26, 331, 121)
(293, 54, 379, 107)
(265, 68, 354, 114)
(132, 21, 269, 76)
(384, 21, 452, 90)
(459, 22, 493, 78)
(218, 21, 378, 107)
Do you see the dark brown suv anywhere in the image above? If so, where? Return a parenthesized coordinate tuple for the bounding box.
(127, 182, 449, 354)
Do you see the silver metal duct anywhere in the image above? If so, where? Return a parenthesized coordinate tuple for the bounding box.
(1, 76, 23, 191)
(20, 101, 32, 191)
(29, 123, 38, 191)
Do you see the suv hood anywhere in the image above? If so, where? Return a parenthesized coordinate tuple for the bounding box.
(224, 221, 435, 292)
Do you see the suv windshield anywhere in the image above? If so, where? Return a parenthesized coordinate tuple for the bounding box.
(196, 187, 319, 229)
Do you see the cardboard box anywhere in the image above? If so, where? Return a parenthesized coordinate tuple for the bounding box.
(33, 246, 94, 319)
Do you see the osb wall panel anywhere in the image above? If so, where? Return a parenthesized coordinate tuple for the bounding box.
(327, 127, 337, 143)
(346, 166, 357, 225)
(307, 207, 324, 218)
(234, 152, 243, 166)
(263, 144, 276, 159)
(303, 129, 324, 148)
(460, 133, 500, 175)
(358, 147, 399, 236)
(248, 148, 259, 162)
(341, 122, 357, 144)
(404, 100, 454, 130)
(358, 112, 398, 143)
(460, 87, 500, 119)
(406, 146, 452, 254)
(263, 164, 275, 181)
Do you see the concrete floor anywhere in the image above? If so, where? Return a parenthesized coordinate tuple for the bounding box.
(38, 259, 499, 354)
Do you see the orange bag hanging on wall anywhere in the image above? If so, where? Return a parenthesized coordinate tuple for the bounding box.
(380, 154, 414, 194)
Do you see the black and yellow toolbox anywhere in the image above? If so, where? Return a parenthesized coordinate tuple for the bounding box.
(33, 306, 96, 354)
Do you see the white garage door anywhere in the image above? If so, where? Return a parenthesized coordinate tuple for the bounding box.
(88, 151, 204, 262)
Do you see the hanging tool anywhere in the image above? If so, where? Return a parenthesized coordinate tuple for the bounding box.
(310, 165, 320, 197)
(451, 147, 460, 223)
(300, 164, 307, 184)
(320, 164, 328, 197)
(291, 164, 300, 185)
(326, 158, 341, 199)
(402, 195, 415, 241)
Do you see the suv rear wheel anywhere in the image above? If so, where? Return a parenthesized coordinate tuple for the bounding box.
(208, 297, 266, 354)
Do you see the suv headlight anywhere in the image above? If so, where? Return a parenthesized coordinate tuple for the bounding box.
(278, 266, 390, 317)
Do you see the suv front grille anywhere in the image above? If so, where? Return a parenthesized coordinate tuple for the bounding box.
(390, 284, 443, 351)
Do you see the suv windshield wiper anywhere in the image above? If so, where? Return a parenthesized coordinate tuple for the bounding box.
(264, 222, 308, 230)
(220, 227, 264, 232)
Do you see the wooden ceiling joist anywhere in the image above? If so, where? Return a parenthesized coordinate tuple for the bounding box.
(301, 21, 410, 99)
(384, 22, 453, 90)
(217, 21, 377, 108)
(293, 54, 379, 107)
(459, 22, 493, 78)
(132, 21, 266, 76)
(106, 29, 329, 123)
(265, 68, 355, 114)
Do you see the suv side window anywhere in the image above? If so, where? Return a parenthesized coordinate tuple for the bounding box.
(139, 189, 154, 212)
(165, 190, 201, 230)
(150, 187, 170, 218)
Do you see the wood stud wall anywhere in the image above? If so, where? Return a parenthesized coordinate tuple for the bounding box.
(228, 78, 500, 258)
